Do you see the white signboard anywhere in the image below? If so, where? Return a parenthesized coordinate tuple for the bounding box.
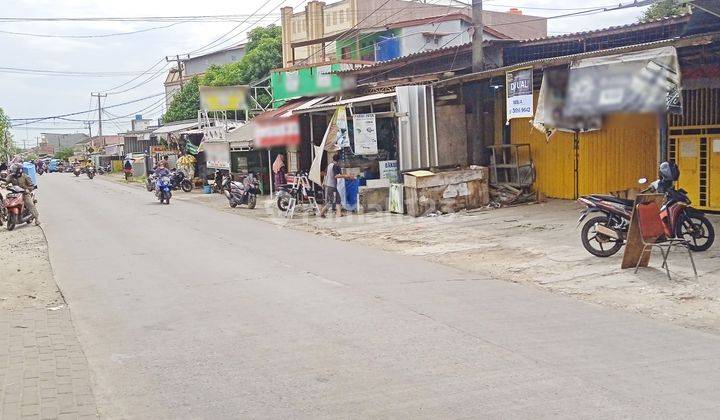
(506, 67, 534, 122)
(353, 113, 378, 155)
(285, 71, 299, 93)
(204, 141, 231, 170)
(379, 160, 398, 183)
(317, 65, 332, 88)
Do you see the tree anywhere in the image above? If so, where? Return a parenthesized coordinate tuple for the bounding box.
(641, 0, 690, 21)
(202, 24, 282, 87)
(54, 147, 75, 161)
(163, 77, 201, 123)
(162, 24, 282, 122)
(0, 107, 16, 160)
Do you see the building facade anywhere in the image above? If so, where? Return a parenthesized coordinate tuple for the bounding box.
(280, 0, 546, 66)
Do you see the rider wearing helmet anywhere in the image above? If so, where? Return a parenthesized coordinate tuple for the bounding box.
(4, 163, 40, 225)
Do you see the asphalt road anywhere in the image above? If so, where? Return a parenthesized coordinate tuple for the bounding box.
(39, 174, 720, 419)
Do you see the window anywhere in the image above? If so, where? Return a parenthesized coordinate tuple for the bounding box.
(339, 10, 345, 23)
(325, 14, 331, 26)
(341, 46, 352, 59)
(333, 11, 338, 25)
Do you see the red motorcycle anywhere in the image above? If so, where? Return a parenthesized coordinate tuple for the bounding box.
(4, 185, 36, 231)
(577, 163, 715, 257)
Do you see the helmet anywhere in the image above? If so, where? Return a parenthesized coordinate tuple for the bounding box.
(659, 161, 679, 182)
(9, 163, 23, 178)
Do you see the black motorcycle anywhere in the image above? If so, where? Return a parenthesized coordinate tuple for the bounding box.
(222, 173, 260, 209)
(577, 162, 714, 257)
(170, 170, 193, 193)
(86, 166, 96, 179)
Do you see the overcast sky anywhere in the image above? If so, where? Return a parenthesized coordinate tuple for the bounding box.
(2, 0, 650, 148)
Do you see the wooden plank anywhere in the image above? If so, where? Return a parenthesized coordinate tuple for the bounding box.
(621, 193, 666, 270)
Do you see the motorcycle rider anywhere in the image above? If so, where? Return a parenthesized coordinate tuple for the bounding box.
(4, 163, 40, 226)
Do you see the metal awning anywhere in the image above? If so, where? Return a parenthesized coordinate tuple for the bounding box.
(225, 122, 255, 150)
(152, 121, 198, 135)
(292, 92, 396, 114)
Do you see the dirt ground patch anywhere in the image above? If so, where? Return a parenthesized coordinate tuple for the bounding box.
(0, 224, 63, 310)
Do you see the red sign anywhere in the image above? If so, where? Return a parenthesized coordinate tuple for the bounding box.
(254, 116, 301, 148)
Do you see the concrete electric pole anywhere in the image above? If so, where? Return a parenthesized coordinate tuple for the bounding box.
(91, 93, 107, 137)
(166, 55, 188, 88)
(472, 0, 483, 72)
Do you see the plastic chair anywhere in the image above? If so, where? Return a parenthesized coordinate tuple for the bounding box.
(634, 201, 697, 280)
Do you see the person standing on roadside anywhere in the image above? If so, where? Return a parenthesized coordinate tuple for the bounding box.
(319, 154, 352, 218)
(272, 154, 286, 190)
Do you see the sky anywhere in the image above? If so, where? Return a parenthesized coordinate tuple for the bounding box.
(1, 0, 652, 149)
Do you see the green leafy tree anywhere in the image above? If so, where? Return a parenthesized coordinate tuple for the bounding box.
(163, 24, 282, 122)
(0, 107, 17, 159)
(163, 77, 201, 123)
(641, 0, 690, 21)
(54, 147, 75, 161)
(202, 25, 282, 87)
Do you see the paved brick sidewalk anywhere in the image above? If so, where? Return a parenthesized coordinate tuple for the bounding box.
(0, 307, 98, 420)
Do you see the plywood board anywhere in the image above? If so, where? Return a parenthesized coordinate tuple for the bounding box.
(621, 193, 665, 269)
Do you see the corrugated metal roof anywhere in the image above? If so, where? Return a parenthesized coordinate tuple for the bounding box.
(435, 33, 716, 88)
(518, 14, 691, 44)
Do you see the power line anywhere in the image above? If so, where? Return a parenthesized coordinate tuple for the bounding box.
(187, 0, 291, 56)
(9, 92, 165, 126)
(98, 58, 168, 93)
(0, 14, 281, 22)
(0, 66, 167, 77)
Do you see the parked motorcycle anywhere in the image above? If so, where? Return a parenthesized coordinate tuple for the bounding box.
(170, 170, 193, 193)
(577, 162, 715, 257)
(86, 166, 96, 179)
(155, 175, 172, 204)
(276, 172, 325, 212)
(222, 173, 260, 209)
(4, 185, 36, 230)
(0, 178, 7, 225)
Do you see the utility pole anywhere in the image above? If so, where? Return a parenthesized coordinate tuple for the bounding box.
(471, 0, 483, 72)
(166, 55, 188, 88)
(85, 121, 92, 138)
(91, 93, 107, 137)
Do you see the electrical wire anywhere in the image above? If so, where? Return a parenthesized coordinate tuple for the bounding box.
(187, 0, 290, 56)
(103, 64, 172, 95)
(98, 58, 168, 93)
(0, 66, 166, 77)
(10, 92, 166, 126)
(0, 14, 281, 23)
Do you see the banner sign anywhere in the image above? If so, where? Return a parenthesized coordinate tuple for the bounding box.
(199, 85, 248, 111)
(379, 160, 398, 183)
(506, 67, 534, 122)
(334, 106, 350, 149)
(352, 113, 378, 155)
(203, 141, 231, 170)
(564, 46, 682, 117)
(254, 116, 301, 148)
(532, 67, 601, 137)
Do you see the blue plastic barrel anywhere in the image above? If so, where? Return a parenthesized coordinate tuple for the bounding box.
(203, 185, 212, 194)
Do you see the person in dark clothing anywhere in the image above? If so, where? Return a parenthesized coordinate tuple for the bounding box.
(272, 155, 287, 189)
(319, 154, 352, 218)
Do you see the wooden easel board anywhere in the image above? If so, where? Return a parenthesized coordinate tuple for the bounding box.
(621, 193, 665, 269)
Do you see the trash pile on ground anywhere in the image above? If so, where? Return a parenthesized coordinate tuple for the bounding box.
(488, 184, 537, 208)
